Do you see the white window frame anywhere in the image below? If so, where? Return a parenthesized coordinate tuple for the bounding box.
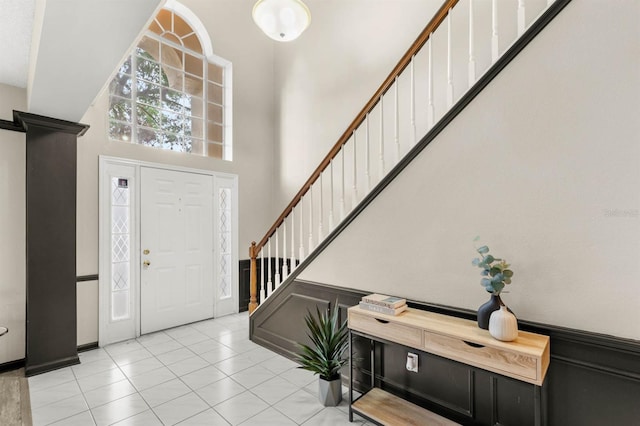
(108, 0, 233, 160)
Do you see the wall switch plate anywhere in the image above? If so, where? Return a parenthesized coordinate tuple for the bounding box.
(406, 352, 419, 372)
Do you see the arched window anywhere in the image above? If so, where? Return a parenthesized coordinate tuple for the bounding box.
(108, 4, 232, 160)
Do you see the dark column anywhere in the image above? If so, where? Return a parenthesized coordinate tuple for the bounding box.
(13, 111, 89, 376)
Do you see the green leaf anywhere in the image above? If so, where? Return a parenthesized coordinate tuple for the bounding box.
(489, 267, 501, 277)
(481, 278, 492, 287)
(478, 257, 491, 266)
(477, 246, 489, 254)
(473, 236, 480, 242)
(504, 278, 512, 284)
(472, 258, 481, 266)
(295, 300, 348, 379)
(503, 270, 514, 278)
(485, 255, 495, 264)
(481, 270, 489, 276)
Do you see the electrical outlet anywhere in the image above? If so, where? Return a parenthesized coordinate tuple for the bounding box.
(406, 352, 419, 372)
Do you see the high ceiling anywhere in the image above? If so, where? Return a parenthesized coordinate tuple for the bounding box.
(0, 0, 161, 122)
(0, 0, 36, 88)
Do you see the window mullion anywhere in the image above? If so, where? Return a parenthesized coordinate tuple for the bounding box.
(132, 54, 138, 145)
(203, 58, 208, 157)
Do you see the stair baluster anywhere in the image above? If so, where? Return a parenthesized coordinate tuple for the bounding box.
(352, 130, 358, 209)
(469, 0, 476, 87)
(247, 0, 560, 314)
(492, 0, 500, 62)
(518, 0, 526, 36)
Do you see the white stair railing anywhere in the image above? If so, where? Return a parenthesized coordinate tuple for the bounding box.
(249, 0, 557, 313)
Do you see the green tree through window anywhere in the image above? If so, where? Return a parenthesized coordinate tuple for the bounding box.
(108, 8, 230, 159)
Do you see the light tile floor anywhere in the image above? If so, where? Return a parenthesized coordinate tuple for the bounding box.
(28, 312, 370, 426)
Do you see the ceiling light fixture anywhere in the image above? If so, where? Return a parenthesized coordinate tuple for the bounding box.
(252, 0, 311, 42)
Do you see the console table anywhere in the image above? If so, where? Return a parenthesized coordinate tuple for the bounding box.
(348, 306, 550, 425)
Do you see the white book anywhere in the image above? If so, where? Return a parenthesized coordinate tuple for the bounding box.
(359, 301, 408, 316)
(361, 293, 407, 309)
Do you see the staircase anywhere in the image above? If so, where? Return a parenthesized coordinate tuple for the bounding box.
(248, 0, 571, 318)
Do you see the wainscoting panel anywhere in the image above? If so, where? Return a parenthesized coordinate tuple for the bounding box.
(249, 279, 640, 425)
(239, 258, 298, 313)
(238, 260, 251, 312)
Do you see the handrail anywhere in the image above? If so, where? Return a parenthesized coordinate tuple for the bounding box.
(248, 0, 460, 313)
(251, 0, 459, 254)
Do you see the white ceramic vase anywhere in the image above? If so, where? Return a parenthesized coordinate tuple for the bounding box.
(489, 305, 518, 341)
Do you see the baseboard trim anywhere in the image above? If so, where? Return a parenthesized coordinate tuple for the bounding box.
(77, 274, 99, 282)
(77, 342, 99, 353)
(0, 359, 25, 374)
(25, 355, 80, 377)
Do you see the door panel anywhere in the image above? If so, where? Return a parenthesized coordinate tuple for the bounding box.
(141, 167, 213, 334)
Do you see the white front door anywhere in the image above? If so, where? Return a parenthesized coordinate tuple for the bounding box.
(140, 167, 213, 334)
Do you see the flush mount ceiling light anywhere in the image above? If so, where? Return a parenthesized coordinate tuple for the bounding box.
(252, 0, 311, 42)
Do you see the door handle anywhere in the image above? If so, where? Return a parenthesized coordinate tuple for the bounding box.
(143, 260, 151, 267)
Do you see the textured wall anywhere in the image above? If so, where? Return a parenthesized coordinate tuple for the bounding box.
(0, 84, 26, 364)
(300, 0, 640, 340)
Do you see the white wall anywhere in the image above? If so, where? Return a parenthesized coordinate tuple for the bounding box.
(300, 0, 640, 340)
(266, 0, 553, 251)
(77, 280, 98, 346)
(76, 0, 276, 343)
(29, 0, 162, 121)
(0, 84, 26, 364)
(272, 0, 443, 212)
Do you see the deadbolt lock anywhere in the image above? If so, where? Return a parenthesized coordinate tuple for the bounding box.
(143, 249, 150, 255)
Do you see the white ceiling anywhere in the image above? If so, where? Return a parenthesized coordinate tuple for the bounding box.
(0, 0, 36, 88)
(0, 0, 162, 122)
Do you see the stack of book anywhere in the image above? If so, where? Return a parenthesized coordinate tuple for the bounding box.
(359, 294, 408, 315)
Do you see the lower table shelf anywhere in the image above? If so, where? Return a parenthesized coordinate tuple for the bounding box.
(351, 388, 460, 426)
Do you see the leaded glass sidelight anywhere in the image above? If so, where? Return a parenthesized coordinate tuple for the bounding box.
(111, 177, 131, 321)
(218, 188, 232, 299)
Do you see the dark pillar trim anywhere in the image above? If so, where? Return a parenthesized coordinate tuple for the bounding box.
(14, 111, 90, 376)
(0, 118, 25, 132)
(13, 111, 90, 136)
(77, 274, 99, 282)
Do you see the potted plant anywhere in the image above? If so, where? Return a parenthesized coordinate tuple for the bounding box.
(472, 238, 514, 329)
(296, 302, 349, 406)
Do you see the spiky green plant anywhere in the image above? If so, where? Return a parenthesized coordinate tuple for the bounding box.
(296, 303, 349, 381)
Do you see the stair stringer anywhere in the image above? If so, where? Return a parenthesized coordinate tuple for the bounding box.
(250, 0, 573, 347)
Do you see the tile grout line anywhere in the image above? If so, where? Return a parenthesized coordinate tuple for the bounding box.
(28, 313, 337, 426)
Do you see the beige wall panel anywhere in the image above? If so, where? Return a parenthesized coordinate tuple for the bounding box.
(0, 84, 27, 364)
(300, 0, 640, 340)
(77, 281, 99, 346)
(272, 0, 444, 212)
